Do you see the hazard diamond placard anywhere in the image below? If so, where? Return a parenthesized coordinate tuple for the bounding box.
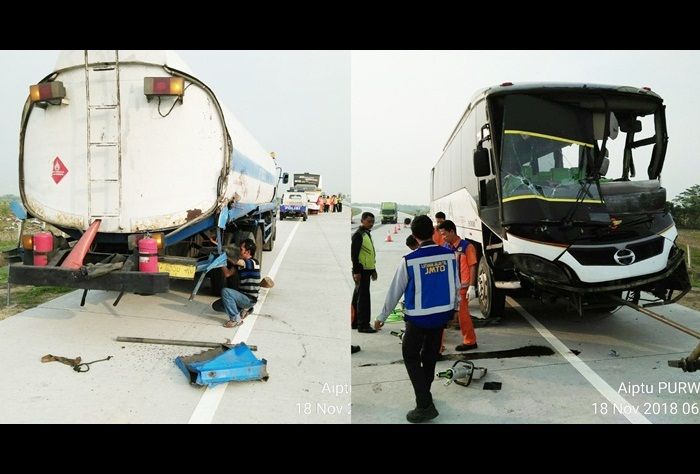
(52, 156, 68, 184)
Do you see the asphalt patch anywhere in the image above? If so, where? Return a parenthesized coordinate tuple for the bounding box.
(358, 345, 576, 367)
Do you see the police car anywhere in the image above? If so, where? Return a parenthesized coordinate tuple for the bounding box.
(280, 193, 308, 221)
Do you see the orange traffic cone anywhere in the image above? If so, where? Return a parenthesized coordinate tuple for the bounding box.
(393, 226, 398, 234)
(61, 219, 101, 269)
(385, 232, 393, 242)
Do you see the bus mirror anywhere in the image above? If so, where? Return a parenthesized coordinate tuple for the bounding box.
(282, 173, 289, 184)
(474, 147, 491, 177)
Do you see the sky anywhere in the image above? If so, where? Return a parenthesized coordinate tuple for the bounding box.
(351, 50, 700, 205)
(0, 50, 350, 197)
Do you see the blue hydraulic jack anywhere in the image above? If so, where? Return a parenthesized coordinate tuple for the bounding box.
(175, 343, 269, 386)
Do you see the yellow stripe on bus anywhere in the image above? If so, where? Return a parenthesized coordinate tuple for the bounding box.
(502, 194, 603, 204)
(505, 130, 594, 148)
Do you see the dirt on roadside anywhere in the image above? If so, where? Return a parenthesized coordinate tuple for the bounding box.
(0, 253, 73, 321)
(678, 287, 700, 313)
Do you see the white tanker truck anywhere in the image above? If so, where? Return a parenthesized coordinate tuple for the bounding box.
(7, 50, 288, 302)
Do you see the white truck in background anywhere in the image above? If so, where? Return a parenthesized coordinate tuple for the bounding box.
(291, 173, 323, 214)
(7, 50, 289, 302)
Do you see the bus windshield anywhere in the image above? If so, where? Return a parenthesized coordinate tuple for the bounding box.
(499, 94, 602, 210)
(500, 131, 600, 203)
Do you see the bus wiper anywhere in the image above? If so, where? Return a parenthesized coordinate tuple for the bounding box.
(559, 179, 596, 227)
(568, 220, 610, 227)
(615, 213, 658, 227)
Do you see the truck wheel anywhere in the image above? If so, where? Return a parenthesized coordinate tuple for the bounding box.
(254, 226, 263, 263)
(210, 267, 225, 296)
(303, 214, 307, 221)
(280, 214, 285, 220)
(477, 255, 505, 319)
(263, 220, 275, 252)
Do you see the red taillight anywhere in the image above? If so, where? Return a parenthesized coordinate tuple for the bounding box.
(144, 77, 185, 98)
(29, 81, 66, 105)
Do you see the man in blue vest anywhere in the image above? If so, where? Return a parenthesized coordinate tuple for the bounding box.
(374, 215, 459, 423)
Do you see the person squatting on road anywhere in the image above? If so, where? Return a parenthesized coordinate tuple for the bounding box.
(374, 215, 460, 423)
(220, 239, 261, 328)
(351, 212, 378, 333)
(438, 219, 478, 351)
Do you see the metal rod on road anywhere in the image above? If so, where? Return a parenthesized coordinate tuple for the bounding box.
(116, 336, 257, 351)
(611, 295, 700, 340)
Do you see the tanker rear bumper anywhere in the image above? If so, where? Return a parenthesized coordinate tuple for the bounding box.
(8, 263, 170, 293)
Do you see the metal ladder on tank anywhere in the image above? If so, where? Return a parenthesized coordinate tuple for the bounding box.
(84, 50, 123, 227)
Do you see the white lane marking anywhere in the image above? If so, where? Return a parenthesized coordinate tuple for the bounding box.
(188, 220, 302, 424)
(507, 297, 651, 424)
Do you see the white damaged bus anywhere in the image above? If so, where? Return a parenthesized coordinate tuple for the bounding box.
(430, 83, 691, 319)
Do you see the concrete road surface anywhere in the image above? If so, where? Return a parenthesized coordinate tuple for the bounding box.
(0, 209, 351, 423)
(351, 223, 700, 424)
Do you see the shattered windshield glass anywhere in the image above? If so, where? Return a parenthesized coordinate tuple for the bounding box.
(500, 131, 601, 203)
(500, 94, 602, 206)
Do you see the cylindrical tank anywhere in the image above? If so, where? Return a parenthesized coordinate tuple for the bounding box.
(33, 232, 53, 266)
(138, 238, 158, 273)
(20, 50, 279, 235)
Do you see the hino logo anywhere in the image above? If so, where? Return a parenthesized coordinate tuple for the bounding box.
(614, 248, 636, 266)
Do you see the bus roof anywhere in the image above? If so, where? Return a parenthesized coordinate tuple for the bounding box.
(444, 82, 663, 152)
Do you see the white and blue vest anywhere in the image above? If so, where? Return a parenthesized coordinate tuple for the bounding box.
(403, 244, 458, 328)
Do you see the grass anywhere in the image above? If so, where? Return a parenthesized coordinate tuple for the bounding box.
(13, 286, 73, 306)
(677, 229, 700, 287)
(675, 229, 700, 312)
(0, 229, 17, 246)
(1, 247, 73, 320)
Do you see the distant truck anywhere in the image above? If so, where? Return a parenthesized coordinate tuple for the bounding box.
(293, 173, 323, 214)
(7, 50, 289, 301)
(380, 202, 398, 224)
(430, 82, 690, 319)
(279, 192, 308, 221)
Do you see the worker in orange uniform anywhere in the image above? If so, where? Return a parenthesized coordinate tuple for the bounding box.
(438, 219, 478, 351)
(317, 195, 325, 213)
(432, 212, 446, 246)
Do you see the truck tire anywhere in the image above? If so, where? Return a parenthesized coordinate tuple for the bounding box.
(303, 214, 307, 221)
(263, 220, 275, 251)
(477, 255, 505, 319)
(254, 226, 263, 263)
(210, 267, 225, 297)
(209, 230, 235, 296)
(280, 213, 285, 220)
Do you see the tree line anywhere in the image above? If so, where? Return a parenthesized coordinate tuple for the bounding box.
(670, 185, 700, 229)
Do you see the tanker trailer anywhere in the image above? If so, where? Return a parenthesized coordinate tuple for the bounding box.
(8, 50, 288, 303)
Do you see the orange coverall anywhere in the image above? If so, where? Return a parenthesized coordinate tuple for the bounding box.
(443, 237, 477, 346)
